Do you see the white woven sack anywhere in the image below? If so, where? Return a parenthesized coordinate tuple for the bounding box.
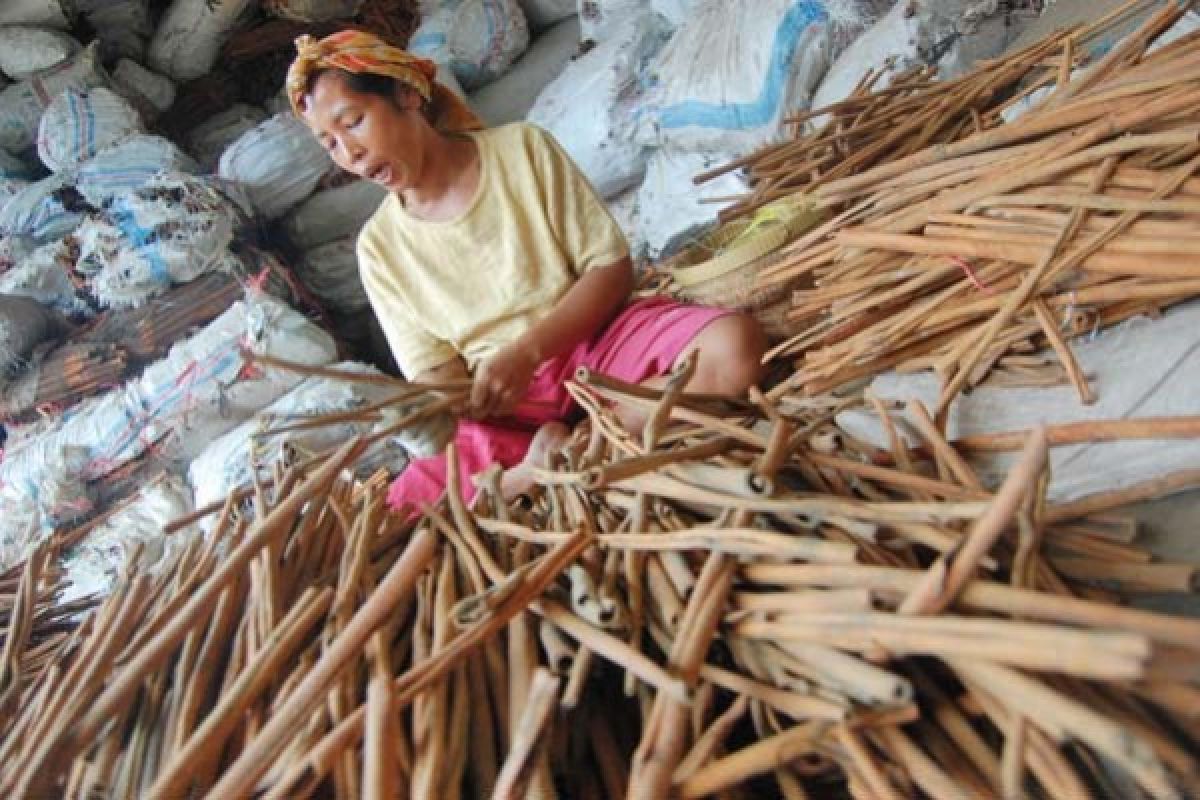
(37, 87, 144, 173)
(0, 173, 82, 244)
(0, 0, 69, 29)
(148, 0, 255, 82)
(188, 363, 410, 512)
(0, 444, 92, 568)
(0, 149, 38, 217)
(283, 179, 386, 250)
(76, 0, 153, 61)
(649, 0, 697, 28)
(0, 43, 108, 155)
(218, 112, 334, 221)
(61, 475, 196, 603)
(810, 3, 916, 115)
(0, 293, 338, 564)
(527, 12, 670, 198)
(0, 26, 80, 80)
(112, 59, 176, 117)
(186, 103, 267, 171)
(0, 292, 68, 374)
(410, 0, 530, 90)
(74, 172, 246, 309)
(520, 0, 574, 29)
(264, 0, 364, 22)
(578, 0, 650, 43)
(635, 146, 747, 259)
(296, 237, 371, 313)
(634, 0, 837, 152)
(77, 134, 199, 207)
(469, 14, 580, 127)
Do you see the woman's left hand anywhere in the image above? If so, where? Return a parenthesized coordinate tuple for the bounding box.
(470, 341, 541, 419)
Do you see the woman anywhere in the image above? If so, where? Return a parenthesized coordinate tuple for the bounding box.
(287, 31, 766, 511)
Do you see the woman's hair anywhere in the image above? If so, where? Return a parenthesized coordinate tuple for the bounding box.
(303, 68, 433, 122)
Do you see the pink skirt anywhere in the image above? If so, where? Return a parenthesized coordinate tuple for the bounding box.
(386, 296, 731, 512)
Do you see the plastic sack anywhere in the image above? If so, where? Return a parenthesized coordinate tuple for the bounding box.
(635, 0, 836, 152)
(0, 293, 69, 374)
(74, 172, 246, 309)
(0, 43, 108, 156)
(76, 133, 200, 207)
(283, 179, 386, 250)
(186, 103, 268, 172)
(188, 363, 411, 512)
(0, 293, 337, 563)
(112, 59, 176, 119)
(649, 0, 698, 28)
(410, 0, 530, 90)
(0, 149, 39, 217)
(810, 3, 915, 113)
(37, 87, 145, 173)
(60, 475, 196, 604)
(0, 238, 90, 317)
(635, 146, 748, 259)
(520, 0, 575, 29)
(0, 0, 69, 29)
(527, 12, 671, 198)
(469, 15, 580, 127)
(0, 26, 80, 80)
(578, 0, 650, 43)
(0, 444, 92, 568)
(264, 0, 364, 22)
(148, 0, 255, 82)
(218, 112, 334, 221)
(76, 0, 152, 61)
(296, 237, 370, 313)
(0, 173, 83, 244)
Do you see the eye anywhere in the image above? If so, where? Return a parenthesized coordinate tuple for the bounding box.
(347, 114, 364, 129)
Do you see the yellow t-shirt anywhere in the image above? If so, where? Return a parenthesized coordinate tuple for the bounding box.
(357, 122, 629, 379)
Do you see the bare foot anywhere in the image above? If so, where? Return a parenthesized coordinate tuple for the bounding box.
(501, 422, 570, 501)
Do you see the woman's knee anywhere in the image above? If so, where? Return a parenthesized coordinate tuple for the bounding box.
(689, 312, 767, 394)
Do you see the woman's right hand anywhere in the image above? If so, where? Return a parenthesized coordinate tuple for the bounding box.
(469, 341, 541, 419)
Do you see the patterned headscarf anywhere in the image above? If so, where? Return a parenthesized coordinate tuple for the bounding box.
(286, 30, 482, 134)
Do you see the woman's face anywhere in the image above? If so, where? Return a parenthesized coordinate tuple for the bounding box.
(300, 71, 427, 193)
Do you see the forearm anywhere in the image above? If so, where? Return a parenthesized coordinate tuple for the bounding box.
(413, 356, 470, 385)
(519, 257, 634, 363)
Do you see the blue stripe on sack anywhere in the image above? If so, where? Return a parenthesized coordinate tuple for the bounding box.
(656, 0, 828, 133)
(111, 206, 171, 285)
(411, 32, 447, 53)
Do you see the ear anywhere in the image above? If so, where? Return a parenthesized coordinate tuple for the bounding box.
(393, 84, 423, 112)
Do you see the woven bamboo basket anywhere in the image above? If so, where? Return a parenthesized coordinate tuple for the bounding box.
(663, 198, 824, 339)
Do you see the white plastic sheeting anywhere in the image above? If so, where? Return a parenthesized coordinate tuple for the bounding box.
(217, 113, 334, 221)
(837, 301, 1200, 505)
(527, 12, 671, 198)
(410, 0, 530, 90)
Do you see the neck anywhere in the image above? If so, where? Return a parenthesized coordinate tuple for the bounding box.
(398, 130, 476, 210)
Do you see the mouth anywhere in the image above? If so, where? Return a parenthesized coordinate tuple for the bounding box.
(366, 164, 393, 185)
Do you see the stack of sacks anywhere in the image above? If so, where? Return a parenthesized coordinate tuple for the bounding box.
(0, 291, 338, 567)
(187, 363, 419, 514)
(410, 0, 530, 91)
(0, 42, 107, 158)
